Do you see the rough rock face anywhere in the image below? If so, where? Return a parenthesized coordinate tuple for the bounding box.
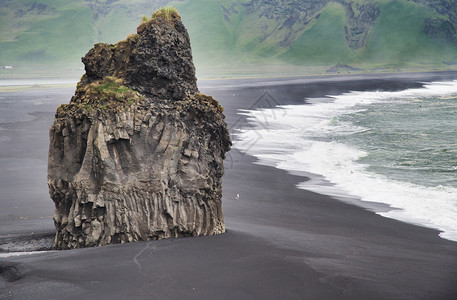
(245, 0, 381, 50)
(48, 13, 231, 250)
(80, 15, 198, 100)
(424, 18, 457, 42)
(342, 1, 380, 49)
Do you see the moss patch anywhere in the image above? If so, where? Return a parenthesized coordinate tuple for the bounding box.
(56, 76, 143, 118)
(194, 93, 224, 113)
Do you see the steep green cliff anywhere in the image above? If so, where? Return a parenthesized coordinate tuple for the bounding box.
(1, 0, 456, 75)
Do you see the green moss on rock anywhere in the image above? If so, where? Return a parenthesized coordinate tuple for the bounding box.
(194, 93, 224, 113)
(56, 76, 143, 118)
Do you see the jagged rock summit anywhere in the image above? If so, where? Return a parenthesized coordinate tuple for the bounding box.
(81, 9, 198, 101)
(48, 8, 231, 250)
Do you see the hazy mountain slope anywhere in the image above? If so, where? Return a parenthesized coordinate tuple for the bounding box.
(0, 0, 96, 68)
(174, 0, 244, 68)
(0, 0, 173, 70)
(278, 3, 354, 66)
(1, 0, 456, 75)
(360, 0, 457, 67)
(184, 0, 457, 72)
(280, 0, 457, 68)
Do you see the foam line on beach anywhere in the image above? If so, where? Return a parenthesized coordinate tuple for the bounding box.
(0, 251, 51, 258)
(234, 80, 457, 242)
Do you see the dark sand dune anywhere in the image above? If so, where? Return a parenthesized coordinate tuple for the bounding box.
(1, 72, 457, 299)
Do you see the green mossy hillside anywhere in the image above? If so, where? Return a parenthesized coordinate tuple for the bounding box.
(2, 0, 457, 75)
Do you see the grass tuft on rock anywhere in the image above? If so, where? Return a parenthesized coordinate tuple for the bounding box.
(138, 7, 181, 33)
(141, 6, 180, 23)
(152, 6, 180, 21)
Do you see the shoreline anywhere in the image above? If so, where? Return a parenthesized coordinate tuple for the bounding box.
(2, 65, 457, 81)
(199, 68, 457, 81)
(1, 69, 457, 88)
(1, 74, 457, 298)
(231, 77, 457, 242)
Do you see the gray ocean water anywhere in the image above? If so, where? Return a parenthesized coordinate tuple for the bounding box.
(337, 94, 457, 190)
(236, 80, 457, 241)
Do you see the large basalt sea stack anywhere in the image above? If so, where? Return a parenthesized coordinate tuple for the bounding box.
(48, 9, 231, 250)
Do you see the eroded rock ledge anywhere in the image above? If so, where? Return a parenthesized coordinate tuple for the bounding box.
(48, 10, 231, 250)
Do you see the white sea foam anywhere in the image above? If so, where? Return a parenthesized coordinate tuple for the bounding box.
(0, 251, 50, 258)
(235, 80, 457, 242)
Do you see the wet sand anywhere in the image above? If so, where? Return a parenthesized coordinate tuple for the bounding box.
(1, 72, 457, 299)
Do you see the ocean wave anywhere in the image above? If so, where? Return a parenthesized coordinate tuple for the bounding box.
(234, 80, 457, 242)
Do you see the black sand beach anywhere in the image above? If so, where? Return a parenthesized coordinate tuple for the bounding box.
(1, 72, 457, 299)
